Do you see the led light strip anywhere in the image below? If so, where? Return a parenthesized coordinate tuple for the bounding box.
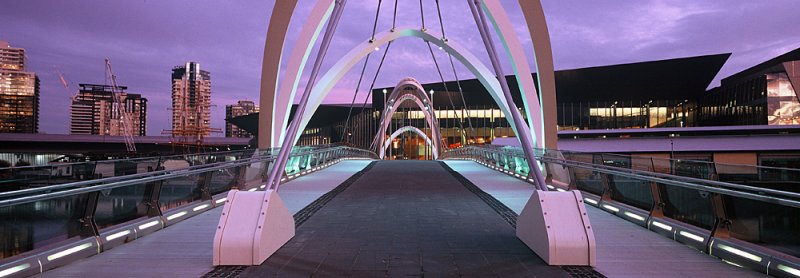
(138, 220, 160, 230)
(0, 263, 30, 277)
(583, 198, 598, 205)
(679, 231, 705, 243)
(215, 198, 227, 204)
(105, 230, 131, 241)
(47, 242, 93, 261)
(624, 211, 645, 221)
(778, 264, 800, 277)
(602, 204, 620, 212)
(651, 221, 673, 231)
(193, 204, 210, 212)
(718, 243, 762, 262)
(166, 211, 188, 221)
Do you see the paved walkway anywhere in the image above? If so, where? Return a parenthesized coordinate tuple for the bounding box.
(37, 160, 373, 278)
(242, 160, 568, 277)
(444, 160, 765, 278)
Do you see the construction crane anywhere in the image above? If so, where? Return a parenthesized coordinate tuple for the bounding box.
(54, 68, 78, 101)
(104, 58, 137, 153)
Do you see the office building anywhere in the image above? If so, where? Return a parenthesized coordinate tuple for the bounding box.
(225, 100, 259, 138)
(169, 62, 212, 138)
(70, 84, 147, 136)
(0, 40, 39, 133)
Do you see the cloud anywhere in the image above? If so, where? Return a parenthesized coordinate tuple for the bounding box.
(2, 0, 798, 135)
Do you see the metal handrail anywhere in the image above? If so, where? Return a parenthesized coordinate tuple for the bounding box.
(464, 145, 800, 199)
(0, 146, 377, 207)
(0, 149, 255, 171)
(444, 146, 800, 207)
(473, 144, 800, 173)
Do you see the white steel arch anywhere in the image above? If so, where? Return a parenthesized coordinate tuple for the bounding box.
(262, 0, 555, 151)
(289, 28, 526, 149)
(380, 126, 437, 160)
(373, 78, 442, 158)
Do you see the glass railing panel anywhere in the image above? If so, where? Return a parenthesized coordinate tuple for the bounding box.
(0, 194, 90, 259)
(95, 181, 152, 230)
(607, 173, 653, 211)
(723, 195, 800, 258)
(1, 165, 53, 192)
(572, 168, 604, 195)
(659, 184, 715, 230)
(209, 167, 241, 195)
(673, 160, 714, 179)
(158, 173, 203, 211)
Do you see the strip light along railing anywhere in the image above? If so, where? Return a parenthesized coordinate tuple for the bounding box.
(0, 146, 376, 277)
(0, 144, 351, 194)
(443, 146, 800, 278)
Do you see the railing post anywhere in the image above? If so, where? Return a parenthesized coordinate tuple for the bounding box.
(142, 180, 164, 218)
(75, 191, 101, 238)
(709, 193, 731, 239)
(197, 171, 213, 200)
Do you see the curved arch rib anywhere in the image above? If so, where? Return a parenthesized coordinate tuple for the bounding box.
(373, 78, 442, 157)
(257, 0, 301, 149)
(268, 0, 335, 147)
(380, 126, 438, 159)
(290, 28, 525, 150)
(478, 0, 545, 149)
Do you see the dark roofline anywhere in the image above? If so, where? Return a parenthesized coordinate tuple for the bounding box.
(556, 53, 731, 72)
(722, 47, 800, 85)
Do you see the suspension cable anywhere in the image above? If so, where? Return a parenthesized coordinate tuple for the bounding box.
(392, 0, 398, 30)
(363, 41, 393, 150)
(425, 41, 468, 146)
(434, 0, 446, 39)
(370, 0, 382, 41)
(343, 0, 384, 143)
(433, 0, 476, 144)
(419, 0, 426, 30)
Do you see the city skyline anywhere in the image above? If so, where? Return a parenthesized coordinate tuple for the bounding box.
(1, 0, 799, 135)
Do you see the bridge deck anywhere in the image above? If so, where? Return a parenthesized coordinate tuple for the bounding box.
(37, 160, 373, 278)
(35, 160, 764, 277)
(242, 160, 568, 277)
(444, 160, 764, 278)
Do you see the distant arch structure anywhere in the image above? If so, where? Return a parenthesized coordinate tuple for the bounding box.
(380, 125, 438, 160)
(372, 78, 442, 159)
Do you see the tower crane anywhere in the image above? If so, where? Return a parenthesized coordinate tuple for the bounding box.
(104, 58, 137, 153)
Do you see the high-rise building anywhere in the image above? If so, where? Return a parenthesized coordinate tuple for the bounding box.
(70, 84, 147, 136)
(225, 100, 259, 138)
(169, 62, 212, 139)
(0, 40, 39, 133)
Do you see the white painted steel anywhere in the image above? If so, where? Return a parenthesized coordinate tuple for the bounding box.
(380, 126, 437, 159)
(516, 190, 596, 266)
(212, 190, 295, 265)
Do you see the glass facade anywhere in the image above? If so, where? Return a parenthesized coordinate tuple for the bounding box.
(0, 41, 39, 133)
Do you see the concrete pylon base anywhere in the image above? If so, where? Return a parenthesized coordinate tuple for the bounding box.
(516, 190, 596, 266)
(213, 189, 295, 265)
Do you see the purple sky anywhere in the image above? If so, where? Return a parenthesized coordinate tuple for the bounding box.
(2, 0, 799, 136)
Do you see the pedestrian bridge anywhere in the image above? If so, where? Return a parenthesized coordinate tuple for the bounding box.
(1, 145, 797, 277)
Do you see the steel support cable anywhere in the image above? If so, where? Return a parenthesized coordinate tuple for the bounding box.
(434, 0, 477, 145)
(425, 41, 468, 147)
(419, 0, 426, 30)
(391, 0, 398, 30)
(343, 0, 383, 143)
(267, 0, 347, 190)
(362, 41, 393, 150)
(466, 0, 547, 191)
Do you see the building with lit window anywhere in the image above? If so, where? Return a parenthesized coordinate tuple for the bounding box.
(168, 62, 212, 139)
(225, 100, 259, 138)
(0, 40, 39, 133)
(70, 84, 147, 136)
(698, 48, 800, 126)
